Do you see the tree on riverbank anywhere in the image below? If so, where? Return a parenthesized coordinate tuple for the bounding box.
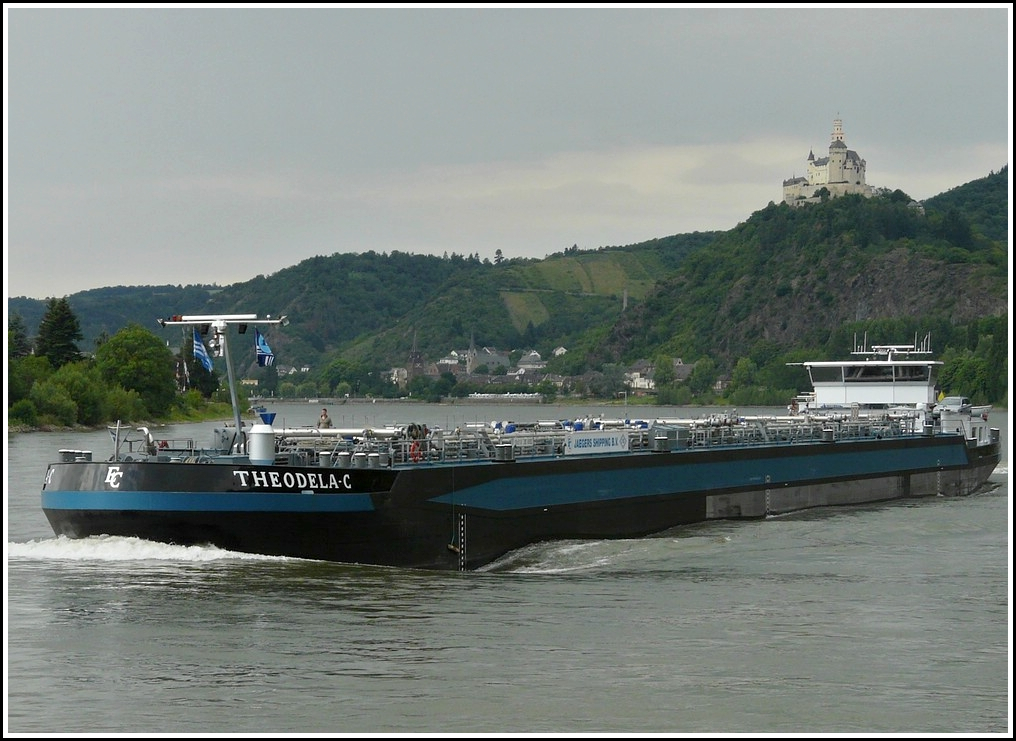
(94, 324, 178, 417)
(8, 306, 225, 428)
(35, 297, 83, 368)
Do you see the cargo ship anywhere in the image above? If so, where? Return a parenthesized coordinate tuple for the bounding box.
(41, 315, 1000, 571)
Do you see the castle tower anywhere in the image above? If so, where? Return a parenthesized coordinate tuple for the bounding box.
(827, 117, 848, 183)
(831, 117, 845, 144)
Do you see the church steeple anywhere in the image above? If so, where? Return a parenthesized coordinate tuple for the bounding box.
(408, 330, 424, 379)
(466, 330, 477, 374)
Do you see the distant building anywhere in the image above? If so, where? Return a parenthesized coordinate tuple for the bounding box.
(517, 350, 546, 371)
(623, 358, 694, 394)
(671, 358, 693, 383)
(627, 371, 654, 394)
(468, 346, 511, 374)
(390, 367, 409, 389)
(625, 359, 655, 394)
(275, 365, 311, 376)
(783, 118, 873, 206)
(437, 350, 464, 373)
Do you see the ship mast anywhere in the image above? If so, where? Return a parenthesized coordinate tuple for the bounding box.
(158, 313, 288, 452)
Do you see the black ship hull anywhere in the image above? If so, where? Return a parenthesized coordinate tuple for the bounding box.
(42, 432, 1001, 571)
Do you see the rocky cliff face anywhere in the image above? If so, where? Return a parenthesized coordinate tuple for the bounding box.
(599, 239, 1007, 368)
(741, 247, 1007, 343)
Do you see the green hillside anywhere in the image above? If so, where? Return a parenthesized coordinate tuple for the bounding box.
(8, 168, 1009, 405)
(922, 165, 1008, 242)
(590, 182, 1007, 402)
(324, 232, 718, 369)
(9, 231, 717, 371)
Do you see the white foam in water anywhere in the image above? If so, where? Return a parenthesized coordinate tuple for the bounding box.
(486, 538, 666, 574)
(7, 535, 290, 562)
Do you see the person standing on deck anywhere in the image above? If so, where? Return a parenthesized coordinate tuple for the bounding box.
(318, 408, 333, 428)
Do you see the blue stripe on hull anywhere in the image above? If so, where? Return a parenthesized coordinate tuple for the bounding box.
(41, 490, 376, 513)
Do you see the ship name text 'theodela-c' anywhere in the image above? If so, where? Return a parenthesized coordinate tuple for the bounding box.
(232, 470, 353, 491)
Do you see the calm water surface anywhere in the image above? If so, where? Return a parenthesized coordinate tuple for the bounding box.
(6, 403, 1011, 734)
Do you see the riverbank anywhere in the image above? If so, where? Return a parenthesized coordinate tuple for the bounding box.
(8, 401, 237, 434)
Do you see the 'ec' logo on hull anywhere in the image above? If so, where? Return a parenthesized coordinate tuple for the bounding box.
(105, 467, 124, 488)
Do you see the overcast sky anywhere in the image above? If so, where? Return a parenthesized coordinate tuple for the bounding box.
(5, 5, 1011, 301)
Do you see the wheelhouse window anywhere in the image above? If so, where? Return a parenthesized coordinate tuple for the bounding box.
(809, 367, 843, 383)
(894, 365, 932, 382)
(844, 365, 895, 381)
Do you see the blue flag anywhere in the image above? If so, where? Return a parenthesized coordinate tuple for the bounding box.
(255, 328, 275, 367)
(193, 328, 214, 372)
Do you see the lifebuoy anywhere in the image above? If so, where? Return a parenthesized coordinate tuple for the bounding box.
(410, 441, 422, 463)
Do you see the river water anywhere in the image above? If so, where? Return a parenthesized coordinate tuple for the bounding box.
(5, 402, 1011, 734)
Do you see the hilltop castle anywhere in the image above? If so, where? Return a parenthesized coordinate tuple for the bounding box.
(783, 118, 874, 206)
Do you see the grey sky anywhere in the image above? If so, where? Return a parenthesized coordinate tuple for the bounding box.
(5, 5, 1011, 300)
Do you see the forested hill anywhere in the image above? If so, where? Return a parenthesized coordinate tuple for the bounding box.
(8, 231, 719, 369)
(8, 167, 1008, 385)
(594, 169, 1008, 371)
(158, 238, 716, 366)
(922, 166, 1008, 242)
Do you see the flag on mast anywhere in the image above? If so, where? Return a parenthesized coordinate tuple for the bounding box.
(193, 328, 214, 371)
(255, 328, 275, 367)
